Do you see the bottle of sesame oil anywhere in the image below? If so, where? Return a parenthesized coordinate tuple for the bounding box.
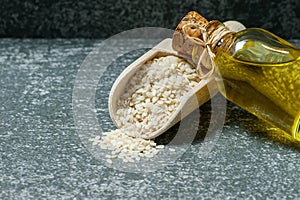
(173, 12, 300, 141)
(212, 25, 300, 141)
(215, 28, 300, 140)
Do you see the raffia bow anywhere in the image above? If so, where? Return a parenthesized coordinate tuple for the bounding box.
(181, 23, 232, 79)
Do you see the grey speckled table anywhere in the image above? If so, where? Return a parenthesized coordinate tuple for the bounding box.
(0, 39, 299, 199)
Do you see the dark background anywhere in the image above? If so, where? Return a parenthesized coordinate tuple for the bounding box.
(0, 0, 299, 39)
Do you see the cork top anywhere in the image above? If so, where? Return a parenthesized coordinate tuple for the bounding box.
(172, 11, 234, 78)
(172, 11, 212, 68)
(175, 11, 209, 39)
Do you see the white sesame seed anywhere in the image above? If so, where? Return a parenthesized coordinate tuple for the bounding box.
(106, 159, 113, 164)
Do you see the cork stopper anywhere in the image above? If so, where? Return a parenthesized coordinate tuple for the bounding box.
(172, 11, 209, 63)
(173, 11, 237, 78)
(175, 11, 209, 38)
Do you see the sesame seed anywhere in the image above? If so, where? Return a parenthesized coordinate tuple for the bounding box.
(106, 159, 113, 164)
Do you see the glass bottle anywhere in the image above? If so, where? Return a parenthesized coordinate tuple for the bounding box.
(174, 12, 300, 141)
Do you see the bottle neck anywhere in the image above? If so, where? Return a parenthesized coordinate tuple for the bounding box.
(205, 20, 235, 55)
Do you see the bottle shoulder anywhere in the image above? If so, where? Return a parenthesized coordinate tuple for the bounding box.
(217, 28, 300, 65)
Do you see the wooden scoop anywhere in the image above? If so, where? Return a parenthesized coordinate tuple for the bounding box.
(108, 16, 245, 139)
(109, 38, 217, 139)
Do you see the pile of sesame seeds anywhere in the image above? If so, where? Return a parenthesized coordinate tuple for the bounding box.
(90, 55, 200, 163)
